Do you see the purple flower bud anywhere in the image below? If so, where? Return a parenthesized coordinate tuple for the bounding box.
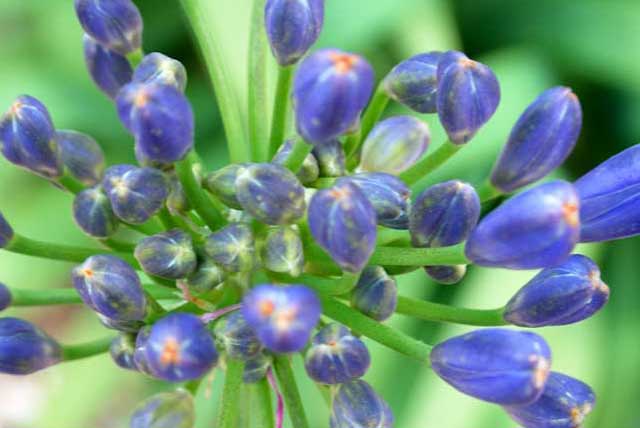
(214, 311, 263, 360)
(330, 380, 394, 428)
(57, 130, 106, 186)
(242, 284, 320, 353)
(116, 83, 194, 163)
(574, 143, 640, 242)
(294, 49, 374, 143)
(383, 51, 442, 113)
(305, 323, 370, 384)
(235, 163, 306, 225)
(143, 313, 219, 382)
(205, 223, 256, 273)
(98, 315, 144, 333)
(74, 0, 142, 55)
(358, 116, 431, 175)
(133, 326, 153, 375)
(0, 283, 11, 312)
(261, 226, 305, 277)
(0, 95, 62, 178)
(0, 317, 62, 375)
(273, 139, 320, 185)
(436, 51, 500, 144)
(431, 328, 551, 405)
(204, 163, 249, 210)
(130, 390, 195, 428)
(243, 351, 272, 383)
(504, 254, 609, 327)
(504, 372, 595, 428)
(82, 34, 133, 99)
(71, 255, 147, 321)
(491, 87, 582, 193)
(265, 0, 324, 66)
(133, 52, 188, 92)
(351, 266, 398, 321)
(312, 139, 346, 177)
(309, 181, 377, 273)
(102, 165, 169, 224)
(73, 186, 118, 238)
(110, 334, 137, 371)
(424, 265, 467, 285)
(134, 143, 173, 171)
(186, 260, 226, 295)
(135, 230, 197, 279)
(0, 211, 14, 249)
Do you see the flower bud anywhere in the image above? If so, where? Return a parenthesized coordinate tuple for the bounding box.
(82, 34, 133, 99)
(359, 116, 431, 175)
(330, 380, 394, 428)
(273, 139, 320, 185)
(242, 284, 320, 353)
(133, 52, 188, 92)
(0, 317, 62, 375)
(134, 143, 173, 171)
(424, 265, 467, 285)
(203, 163, 249, 210)
(430, 328, 551, 405)
(98, 315, 144, 333)
(73, 186, 118, 238)
(130, 390, 195, 428)
(133, 326, 153, 375)
(261, 226, 304, 277)
(166, 176, 191, 215)
(0, 95, 62, 178)
(305, 323, 370, 384)
(491, 87, 582, 193)
(505, 372, 595, 428)
(110, 333, 137, 371)
(135, 230, 197, 279)
(71, 255, 147, 321)
(0, 283, 11, 312)
(214, 311, 263, 360)
(293, 49, 374, 143)
(74, 0, 142, 55)
(465, 180, 580, 269)
(143, 313, 219, 382)
(0, 211, 14, 249)
(351, 266, 397, 322)
(57, 130, 105, 186)
(312, 139, 346, 177)
(383, 51, 442, 113)
(185, 260, 226, 295)
(243, 351, 272, 383)
(103, 165, 169, 224)
(436, 51, 500, 144)
(504, 254, 609, 327)
(204, 223, 256, 273)
(309, 181, 377, 273)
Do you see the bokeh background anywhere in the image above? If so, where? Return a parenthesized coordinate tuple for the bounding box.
(1, 0, 639, 427)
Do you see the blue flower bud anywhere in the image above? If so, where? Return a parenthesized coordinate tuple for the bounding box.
(359, 116, 431, 175)
(0, 283, 11, 312)
(424, 265, 467, 285)
(242, 284, 320, 353)
(103, 165, 169, 224)
(312, 139, 346, 177)
(134, 143, 173, 171)
(82, 34, 133, 99)
(133, 326, 153, 375)
(309, 181, 377, 273)
(465, 180, 580, 269)
(135, 230, 197, 279)
(73, 186, 118, 238)
(133, 52, 188, 92)
(491, 87, 582, 193)
(72, 254, 147, 321)
(186, 260, 226, 295)
(430, 328, 552, 405)
(351, 266, 397, 321)
(110, 334, 137, 371)
(574, 143, 640, 242)
(0, 317, 62, 375)
(436, 51, 500, 144)
(116, 83, 194, 163)
(204, 223, 256, 273)
(273, 139, 320, 185)
(57, 130, 106, 186)
(504, 254, 609, 327)
(143, 313, 219, 382)
(0, 211, 14, 249)
(305, 323, 370, 384)
(261, 226, 305, 277)
(294, 49, 374, 143)
(383, 51, 442, 113)
(130, 390, 195, 428)
(203, 163, 249, 210)
(243, 351, 272, 383)
(214, 311, 264, 360)
(330, 380, 394, 428)
(74, 0, 142, 55)
(505, 372, 595, 428)
(98, 314, 144, 333)
(0, 95, 62, 178)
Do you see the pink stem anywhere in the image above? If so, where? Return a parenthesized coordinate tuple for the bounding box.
(200, 304, 242, 323)
(267, 367, 284, 428)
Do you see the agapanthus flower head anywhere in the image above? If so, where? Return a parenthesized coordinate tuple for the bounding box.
(214, 311, 264, 360)
(430, 328, 552, 405)
(504, 254, 609, 327)
(294, 48, 374, 143)
(56, 130, 106, 186)
(143, 313, 219, 382)
(0, 95, 62, 178)
(204, 223, 256, 273)
(273, 139, 320, 185)
(465, 180, 580, 269)
(383, 51, 442, 113)
(0, 211, 14, 249)
(305, 323, 370, 384)
(330, 380, 394, 428)
(110, 333, 137, 371)
(133, 52, 188, 92)
(504, 372, 595, 428)
(130, 390, 195, 428)
(243, 351, 272, 383)
(135, 230, 197, 279)
(436, 50, 500, 144)
(186, 259, 226, 295)
(242, 284, 320, 353)
(261, 226, 305, 277)
(424, 264, 467, 285)
(359, 116, 431, 175)
(71, 254, 147, 322)
(312, 139, 346, 177)
(491, 86, 582, 193)
(309, 181, 377, 273)
(204, 163, 249, 210)
(0, 317, 62, 375)
(73, 186, 118, 238)
(82, 34, 133, 99)
(0, 283, 10, 312)
(351, 266, 398, 322)
(74, 0, 143, 55)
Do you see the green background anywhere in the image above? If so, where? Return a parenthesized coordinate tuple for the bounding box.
(0, 0, 638, 426)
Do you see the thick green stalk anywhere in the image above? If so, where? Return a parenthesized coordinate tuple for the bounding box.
(376, 228, 410, 246)
(7, 286, 177, 307)
(399, 140, 463, 186)
(57, 171, 85, 194)
(343, 128, 362, 160)
(248, 0, 270, 162)
(248, 379, 275, 428)
(476, 179, 503, 202)
(99, 238, 137, 253)
(273, 355, 310, 428)
(396, 296, 508, 326)
(62, 336, 114, 361)
(369, 243, 469, 266)
(282, 137, 313, 174)
(346, 83, 389, 160)
(218, 359, 246, 428)
(268, 66, 295, 158)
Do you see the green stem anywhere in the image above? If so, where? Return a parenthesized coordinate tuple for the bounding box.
(270, 272, 355, 296)
(369, 243, 469, 266)
(268, 65, 295, 158)
(57, 171, 85, 194)
(399, 140, 463, 186)
(62, 336, 114, 361)
(348, 84, 389, 158)
(126, 48, 144, 68)
(309, 177, 336, 189)
(157, 208, 176, 230)
(376, 228, 410, 246)
(184, 378, 203, 396)
(396, 296, 508, 326)
(248, 0, 269, 162)
(99, 238, 137, 253)
(273, 355, 310, 428)
(124, 219, 162, 236)
(476, 179, 503, 203)
(248, 378, 275, 428)
(218, 359, 245, 428)
(343, 128, 362, 161)
(282, 137, 313, 174)
(7, 285, 177, 307)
